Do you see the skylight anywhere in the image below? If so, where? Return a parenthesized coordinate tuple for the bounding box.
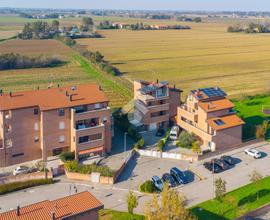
(214, 119, 225, 126)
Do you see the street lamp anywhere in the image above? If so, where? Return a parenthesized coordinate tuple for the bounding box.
(124, 132, 127, 155)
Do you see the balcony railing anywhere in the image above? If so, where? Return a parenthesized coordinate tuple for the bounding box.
(76, 123, 104, 131)
(74, 107, 110, 115)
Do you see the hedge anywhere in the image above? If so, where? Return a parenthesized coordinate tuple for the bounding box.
(139, 180, 156, 193)
(59, 151, 75, 162)
(0, 178, 53, 195)
(64, 160, 115, 177)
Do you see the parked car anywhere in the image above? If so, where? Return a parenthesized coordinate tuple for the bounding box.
(156, 128, 165, 137)
(170, 167, 188, 184)
(220, 155, 234, 166)
(203, 162, 223, 173)
(13, 166, 31, 176)
(152, 176, 164, 191)
(212, 159, 230, 170)
(169, 126, 180, 140)
(162, 173, 177, 187)
(245, 149, 262, 159)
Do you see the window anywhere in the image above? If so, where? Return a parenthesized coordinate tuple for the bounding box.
(58, 109, 65, 116)
(34, 122, 39, 131)
(94, 103, 101, 110)
(34, 136, 39, 142)
(59, 122, 65, 130)
(34, 108, 39, 115)
(59, 135, 65, 143)
(214, 119, 225, 126)
(79, 136, 89, 144)
(12, 153, 24, 158)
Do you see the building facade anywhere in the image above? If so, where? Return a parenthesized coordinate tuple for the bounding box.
(177, 87, 245, 151)
(132, 80, 181, 131)
(0, 191, 104, 220)
(0, 84, 112, 167)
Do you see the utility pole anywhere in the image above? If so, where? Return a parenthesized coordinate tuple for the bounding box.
(124, 132, 127, 157)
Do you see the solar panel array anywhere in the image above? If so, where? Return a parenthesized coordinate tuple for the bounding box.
(201, 87, 226, 98)
(140, 81, 168, 94)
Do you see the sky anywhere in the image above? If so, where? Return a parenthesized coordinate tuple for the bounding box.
(1, 0, 270, 12)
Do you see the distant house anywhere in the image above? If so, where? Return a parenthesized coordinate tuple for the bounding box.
(0, 191, 104, 220)
(132, 80, 182, 131)
(112, 22, 130, 29)
(177, 87, 245, 152)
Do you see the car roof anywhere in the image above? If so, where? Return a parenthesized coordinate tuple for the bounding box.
(152, 176, 160, 180)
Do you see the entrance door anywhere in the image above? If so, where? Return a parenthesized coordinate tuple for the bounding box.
(149, 123, 157, 131)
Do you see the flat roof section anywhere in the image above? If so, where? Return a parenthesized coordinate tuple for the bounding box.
(207, 114, 245, 131)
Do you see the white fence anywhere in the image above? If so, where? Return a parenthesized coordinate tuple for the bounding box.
(137, 149, 198, 162)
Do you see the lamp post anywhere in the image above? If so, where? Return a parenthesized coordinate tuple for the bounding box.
(124, 132, 127, 157)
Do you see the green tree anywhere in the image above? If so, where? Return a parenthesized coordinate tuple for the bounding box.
(191, 141, 201, 154)
(81, 17, 94, 32)
(177, 131, 196, 149)
(52, 20, 60, 32)
(250, 170, 263, 200)
(126, 191, 138, 215)
(145, 184, 196, 220)
(214, 177, 227, 202)
(256, 120, 269, 139)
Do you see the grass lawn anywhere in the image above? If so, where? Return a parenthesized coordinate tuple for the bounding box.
(99, 209, 145, 220)
(233, 94, 270, 140)
(191, 176, 270, 220)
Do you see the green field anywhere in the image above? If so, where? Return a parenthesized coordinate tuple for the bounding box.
(77, 20, 270, 99)
(191, 176, 270, 220)
(233, 95, 270, 140)
(99, 209, 145, 220)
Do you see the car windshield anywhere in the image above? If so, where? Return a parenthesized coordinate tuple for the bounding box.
(157, 179, 162, 184)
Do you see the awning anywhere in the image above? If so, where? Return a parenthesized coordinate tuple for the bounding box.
(78, 146, 104, 155)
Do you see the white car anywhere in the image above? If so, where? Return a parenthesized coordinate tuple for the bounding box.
(13, 166, 31, 176)
(244, 149, 262, 159)
(169, 126, 180, 140)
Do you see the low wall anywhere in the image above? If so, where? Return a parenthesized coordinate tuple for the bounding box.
(137, 149, 198, 162)
(65, 150, 136, 185)
(0, 171, 53, 185)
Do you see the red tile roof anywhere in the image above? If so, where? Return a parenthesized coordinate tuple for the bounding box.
(0, 191, 103, 220)
(199, 98, 235, 112)
(207, 114, 245, 131)
(0, 84, 108, 111)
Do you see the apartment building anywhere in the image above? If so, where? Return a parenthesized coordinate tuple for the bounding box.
(0, 191, 104, 220)
(177, 87, 245, 151)
(0, 84, 112, 167)
(132, 80, 181, 131)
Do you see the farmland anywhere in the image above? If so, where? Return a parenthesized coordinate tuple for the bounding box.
(77, 19, 270, 99)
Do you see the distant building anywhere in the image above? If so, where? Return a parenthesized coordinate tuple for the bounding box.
(177, 87, 245, 152)
(132, 80, 181, 131)
(0, 84, 112, 167)
(0, 191, 103, 220)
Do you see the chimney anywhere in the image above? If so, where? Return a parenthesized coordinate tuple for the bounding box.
(0, 89, 3, 96)
(51, 212, 56, 220)
(16, 206, 20, 216)
(69, 94, 73, 102)
(37, 86, 40, 90)
(65, 91, 69, 96)
(173, 84, 176, 89)
(9, 91, 12, 97)
(57, 84, 60, 88)
(156, 79, 159, 84)
(99, 85, 102, 91)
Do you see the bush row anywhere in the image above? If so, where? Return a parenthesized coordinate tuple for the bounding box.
(59, 151, 75, 162)
(0, 179, 53, 195)
(0, 53, 64, 71)
(157, 129, 171, 151)
(64, 160, 115, 177)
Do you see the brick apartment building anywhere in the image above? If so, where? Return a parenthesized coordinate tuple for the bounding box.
(0, 191, 104, 220)
(177, 87, 245, 151)
(0, 84, 112, 167)
(132, 80, 181, 131)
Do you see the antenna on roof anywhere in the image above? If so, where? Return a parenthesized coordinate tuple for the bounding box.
(57, 84, 60, 88)
(9, 91, 12, 97)
(37, 86, 39, 90)
(16, 206, 20, 216)
(0, 89, 3, 96)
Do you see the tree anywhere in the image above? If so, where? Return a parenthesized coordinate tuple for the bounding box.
(193, 17, 202, 23)
(80, 17, 94, 32)
(214, 177, 227, 202)
(52, 20, 60, 32)
(191, 141, 201, 154)
(256, 120, 269, 139)
(177, 131, 196, 149)
(145, 184, 196, 220)
(126, 191, 138, 215)
(250, 170, 263, 200)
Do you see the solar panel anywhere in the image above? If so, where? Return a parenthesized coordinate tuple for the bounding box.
(201, 87, 226, 98)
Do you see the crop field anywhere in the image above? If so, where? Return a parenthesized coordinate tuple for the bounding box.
(77, 20, 270, 98)
(0, 39, 131, 107)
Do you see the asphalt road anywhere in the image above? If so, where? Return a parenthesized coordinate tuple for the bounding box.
(0, 141, 269, 214)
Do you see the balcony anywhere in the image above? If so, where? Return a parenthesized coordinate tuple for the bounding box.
(75, 124, 105, 138)
(137, 93, 169, 102)
(72, 107, 110, 121)
(135, 100, 170, 115)
(77, 139, 104, 152)
(150, 113, 170, 124)
(179, 106, 198, 122)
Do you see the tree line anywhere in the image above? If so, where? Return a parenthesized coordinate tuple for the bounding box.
(0, 53, 64, 71)
(177, 16, 202, 23)
(227, 23, 270, 33)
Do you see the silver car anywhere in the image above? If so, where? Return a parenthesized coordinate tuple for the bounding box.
(13, 166, 31, 176)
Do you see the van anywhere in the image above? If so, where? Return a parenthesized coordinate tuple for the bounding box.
(169, 126, 180, 140)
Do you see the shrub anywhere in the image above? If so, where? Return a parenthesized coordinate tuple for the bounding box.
(177, 131, 196, 149)
(0, 179, 53, 195)
(157, 139, 165, 151)
(127, 126, 142, 142)
(64, 161, 115, 177)
(139, 180, 156, 193)
(59, 151, 75, 162)
(134, 138, 145, 149)
(191, 141, 201, 154)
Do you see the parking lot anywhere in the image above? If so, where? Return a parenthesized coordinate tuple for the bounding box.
(115, 153, 200, 191)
